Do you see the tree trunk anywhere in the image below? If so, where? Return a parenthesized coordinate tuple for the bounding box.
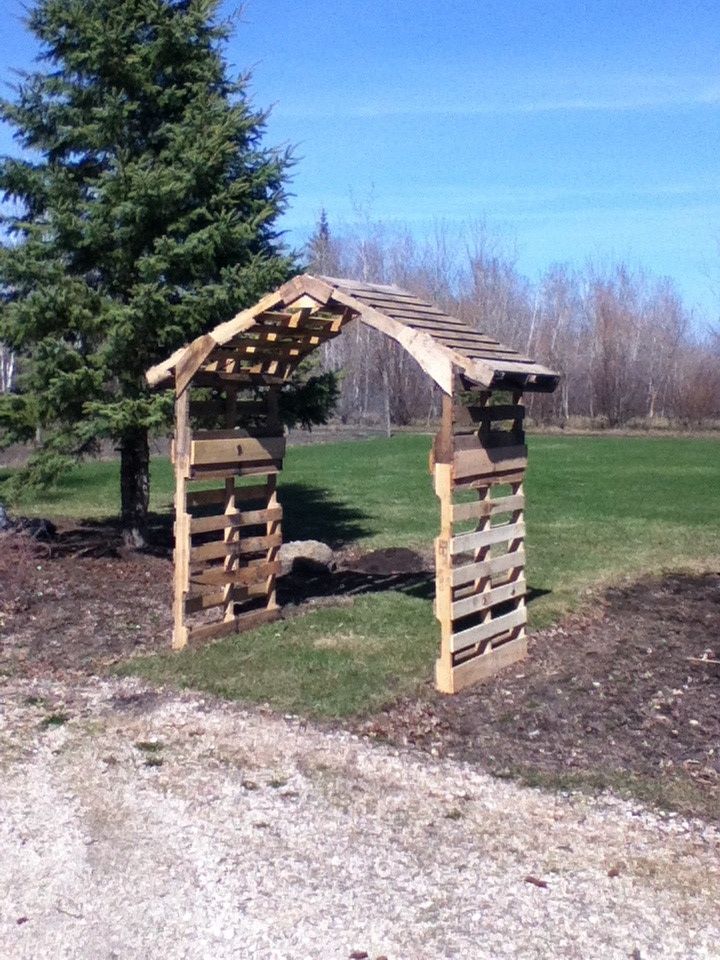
(120, 427, 150, 548)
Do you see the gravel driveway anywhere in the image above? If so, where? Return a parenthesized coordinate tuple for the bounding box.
(1, 676, 718, 960)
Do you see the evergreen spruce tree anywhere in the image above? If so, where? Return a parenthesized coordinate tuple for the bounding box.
(0, 0, 295, 546)
(306, 208, 340, 276)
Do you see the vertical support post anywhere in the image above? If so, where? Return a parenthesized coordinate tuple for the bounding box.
(223, 387, 238, 623)
(433, 389, 455, 693)
(172, 387, 191, 649)
(265, 385, 282, 611)
(511, 389, 526, 644)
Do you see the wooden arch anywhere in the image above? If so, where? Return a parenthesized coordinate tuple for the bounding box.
(146, 274, 559, 693)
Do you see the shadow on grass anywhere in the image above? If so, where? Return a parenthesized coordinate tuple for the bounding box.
(278, 482, 372, 546)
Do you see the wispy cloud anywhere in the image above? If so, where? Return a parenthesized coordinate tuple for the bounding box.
(277, 81, 720, 120)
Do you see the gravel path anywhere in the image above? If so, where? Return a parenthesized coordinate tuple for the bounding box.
(1, 677, 718, 960)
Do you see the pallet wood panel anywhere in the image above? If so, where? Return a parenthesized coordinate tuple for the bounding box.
(451, 548, 526, 587)
(451, 606, 527, 654)
(451, 577, 526, 617)
(450, 521, 525, 555)
(190, 434, 285, 467)
(190, 506, 282, 535)
(453, 444, 528, 480)
(451, 494, 524, 522)
(190, 533, 282, 563)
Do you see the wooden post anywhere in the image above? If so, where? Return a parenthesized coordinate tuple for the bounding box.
(433, 390, 455, 693)
(223, 387, 238, 623)
(172, 387, 191, 649)
(432, 383, 530, 693)
(265, 386, 282, 611)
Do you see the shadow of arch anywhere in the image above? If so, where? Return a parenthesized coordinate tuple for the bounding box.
(278, 481, 373, 547)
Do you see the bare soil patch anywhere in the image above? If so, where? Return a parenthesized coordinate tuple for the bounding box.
(357, 572, 720, 821)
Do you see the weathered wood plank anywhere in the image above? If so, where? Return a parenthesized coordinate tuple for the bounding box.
(450, 606, 527, 653)
(190, 461, 281, 480)
(190, 434, 286, 467)
(451, 578, 526, 619)
(449, 635, 527, 691)
(451, 494, 524, 523)
(190, 506, 282, 535)
(190, 533, 282, 562)
(190, 560, 281, 587)
(185, 590, 226, 614)
(187, 605, 280, 644)
(451, 548, 526, 587)
(451, 521, 525, 555)
(453, 444, 527, 480)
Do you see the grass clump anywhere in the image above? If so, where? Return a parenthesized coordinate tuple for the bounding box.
(39, 712, 69, 729)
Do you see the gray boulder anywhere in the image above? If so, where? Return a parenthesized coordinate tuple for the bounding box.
(278, 539, 335, 576)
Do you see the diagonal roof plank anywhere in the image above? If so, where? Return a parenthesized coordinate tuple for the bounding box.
(145, 273, 559, 395)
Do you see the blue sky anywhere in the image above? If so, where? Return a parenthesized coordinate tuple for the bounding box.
(1, 0, 719, 319)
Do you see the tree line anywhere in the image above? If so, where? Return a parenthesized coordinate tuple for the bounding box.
(307, 215, 720, 428)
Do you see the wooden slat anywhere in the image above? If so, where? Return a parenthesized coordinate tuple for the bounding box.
(451, 548, 526, 587)
(449, 634, 527, 691)
(191, 533, 282, 562)
(186, 487, 226, 508)
(382, 315, 478, 335)
(454, 469, 526, 490)
(190, 560, 281, 587)
(185, 590, 226, 614)
(451, 494, 524, 523)
(451, 578, 526, 619)
(256, 310, 337, 331)
(435, 334, 519, 354)
(450, 606, 527, 653)
(187, 605, 280, 644)
(453, 444, 527, 480)
(190, 506, 281, 535)
(190, 461, 281, 480)
(451, 521, 525, 555)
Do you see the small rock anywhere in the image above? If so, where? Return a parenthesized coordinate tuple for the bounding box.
(0, 502, 12, 532)
(524, 875, 549, 889)
(349, 952, 369, 959)
(278, 540, 335, 576)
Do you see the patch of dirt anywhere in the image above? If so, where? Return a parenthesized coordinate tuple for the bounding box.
(0, 527, 171, 677)
(356, 573, 720, 820)
(342, 546, 428, 575)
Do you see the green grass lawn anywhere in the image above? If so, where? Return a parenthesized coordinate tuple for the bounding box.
(4, 434, 720, 716)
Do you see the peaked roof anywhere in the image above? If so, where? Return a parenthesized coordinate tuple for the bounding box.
(145, 273, 559, 395)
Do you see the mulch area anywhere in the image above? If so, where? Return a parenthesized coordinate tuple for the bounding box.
(1, 525, 718, 819)
(355, 572, 720, 819)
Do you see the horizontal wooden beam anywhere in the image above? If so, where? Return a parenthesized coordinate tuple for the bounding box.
(451, 494, 524, 523)
(445, 634, 527, 692)
(190, 533, 282, 563)
(453, 444, 527, 481)
(190, 506, 282, 535)
(450, 606, 526, 653)
(451, 578, 526, 619)
(190, 560, 281, 587)
(451, 548, 526, 587)
(187, 606, 280, 644)
(451, 521, 525, 555)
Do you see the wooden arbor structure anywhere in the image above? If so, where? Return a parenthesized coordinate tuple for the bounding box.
(146, 274, 558, 693)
